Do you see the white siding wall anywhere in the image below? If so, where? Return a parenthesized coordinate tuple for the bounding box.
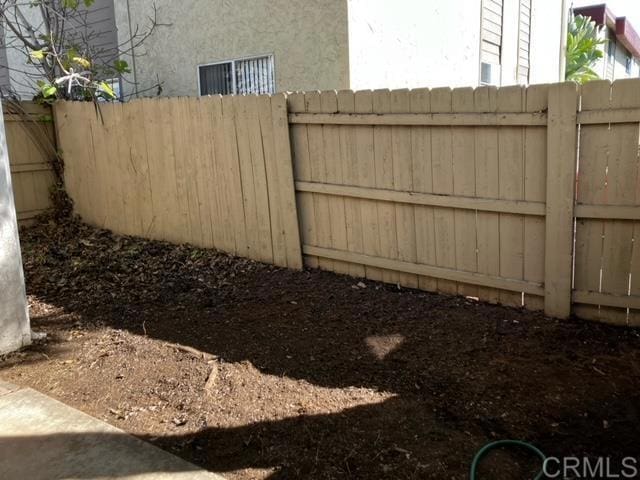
(591, 28, 640, 81)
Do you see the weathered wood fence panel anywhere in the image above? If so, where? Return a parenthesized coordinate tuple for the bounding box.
(288, 84, 557, 313)
(53, 95, 302, 269)
(51, 79, 640, 326)
(5, 102, 56, 224)
(573, 79, 640, 325)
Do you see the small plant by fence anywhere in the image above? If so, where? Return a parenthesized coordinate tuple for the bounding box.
(49, 79, 640, 325)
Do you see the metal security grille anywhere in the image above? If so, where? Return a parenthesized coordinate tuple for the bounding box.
(199, 55, 275, 96)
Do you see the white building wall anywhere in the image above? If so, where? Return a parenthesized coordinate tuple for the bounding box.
(591, 28, 640, 81)
(528, 0, 565, 84)
(610, 39, 640, 79)
(347, 0, 563, 91)
(347, 0, 483, 90)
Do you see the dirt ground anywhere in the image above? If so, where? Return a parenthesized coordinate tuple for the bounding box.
(2, 217, 640, 479)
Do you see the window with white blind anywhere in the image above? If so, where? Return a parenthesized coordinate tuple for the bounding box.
(198, 55, 275, 96)
(480, 0, 503, 85)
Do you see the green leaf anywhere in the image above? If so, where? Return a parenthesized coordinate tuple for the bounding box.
(83, 0, 95, 6)
(566, 14, 605, 84)
(98, 81, 116, 99)
(38, 82, 57, 98)
(113, 59, 131, 74)
(63, 0, 80, 9)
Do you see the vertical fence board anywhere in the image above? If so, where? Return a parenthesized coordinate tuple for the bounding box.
(156, 99, 182, 244)
(523, 84, 548, 311)
(354, 90, 383, 282)
(430, 87, 458, 295)
(390, 89, 419, 288)
(410, 88, 438, 292)
(497, 86, 526, 307)
(574, 81, 610, 321)
(545, 82, 578, 318)
(193, 98, 216, 249)
(473, 86, 501, 304)
(452, 87, 478, 299)
(337, 90, 366, 278)
(245, 96, 274, 263)
(258, 95, 287, 267)
(210, 96, 237, 254)
(221, 96, 248, 256)
(288, 93, 317, 268)
(373, 89, 400, 285)
(87, 103, 109, 229)
(306, 91, 334, 272)
(321, 90, 350, 274)
(270, 94, 303, 269)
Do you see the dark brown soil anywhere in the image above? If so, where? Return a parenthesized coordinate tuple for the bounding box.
(2, 217, 640, 479)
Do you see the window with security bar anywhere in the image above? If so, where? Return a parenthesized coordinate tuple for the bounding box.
(198, 55, 275, 96)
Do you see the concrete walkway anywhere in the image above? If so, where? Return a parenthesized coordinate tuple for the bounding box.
(0, 380, 224, 480)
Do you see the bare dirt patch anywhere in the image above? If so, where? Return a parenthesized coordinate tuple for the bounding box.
(3, 217, 640, 479)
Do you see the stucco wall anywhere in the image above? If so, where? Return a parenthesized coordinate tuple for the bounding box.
(115, 0, 350, 97)
(0, 103, 30, 355)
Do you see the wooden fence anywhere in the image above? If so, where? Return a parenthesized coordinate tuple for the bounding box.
(4, 102, 56, 224)
(53, 95, 302, 269)
(52, 79, 640, 326)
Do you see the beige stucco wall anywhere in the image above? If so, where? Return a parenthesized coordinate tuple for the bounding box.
(115, 0, 350, 98)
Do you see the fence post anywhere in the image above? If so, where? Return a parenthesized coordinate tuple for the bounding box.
(544, 82, 578, 318)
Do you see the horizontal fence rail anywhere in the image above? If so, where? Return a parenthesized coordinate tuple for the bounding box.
(295, 182, 547, 216)
(289, 112, 548, 126)
(49, 78, 640, 327)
